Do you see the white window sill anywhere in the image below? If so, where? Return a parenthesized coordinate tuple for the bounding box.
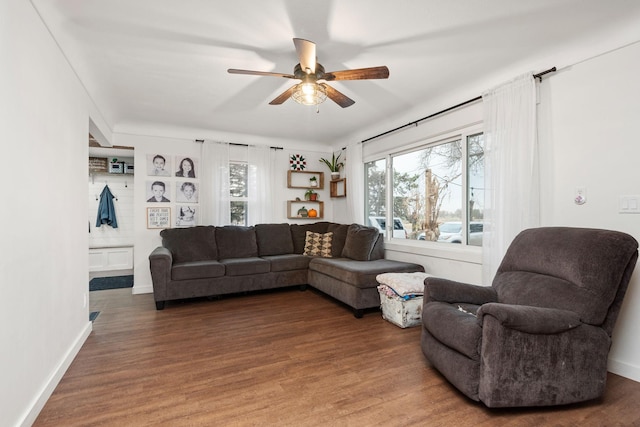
(384, 238, 482, 265)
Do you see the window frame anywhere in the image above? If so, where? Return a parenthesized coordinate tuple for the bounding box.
(229, 161, 248, 226)
(364, 123, 484, 255)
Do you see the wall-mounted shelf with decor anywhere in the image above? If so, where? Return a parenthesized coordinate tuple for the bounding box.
(287, 200, 324, 219)
(287, 170, 324, 189)
(330, 178, 347, 198)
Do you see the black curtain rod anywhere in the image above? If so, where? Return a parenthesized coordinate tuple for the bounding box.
(361, 96, 482, 144)
(361, 66, 556, 144)
(195, 139, 283, 150)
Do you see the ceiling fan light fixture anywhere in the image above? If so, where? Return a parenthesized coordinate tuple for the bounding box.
(292, 82, 327, 106)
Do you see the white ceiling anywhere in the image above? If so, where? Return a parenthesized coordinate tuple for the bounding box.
(31, 0, 640, 146)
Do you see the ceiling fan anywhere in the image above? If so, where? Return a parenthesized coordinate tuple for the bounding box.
(228, 38, 389, 108)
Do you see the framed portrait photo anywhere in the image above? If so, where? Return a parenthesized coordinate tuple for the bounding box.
(147, 153, 172, 177)
(147, 207, 171, 229)
(146, 180, 171, 203)
(175, 205, 197, 228)
(176, 181, 198, 203)
(175, 156, 199, 178)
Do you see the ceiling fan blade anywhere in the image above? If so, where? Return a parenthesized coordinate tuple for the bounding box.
(269, 85, 297, 105)
(321, 84, 355, 108)
(293, 38, 316, 74)
(228, 69, 296, 79)
(322, 66, 389, 81)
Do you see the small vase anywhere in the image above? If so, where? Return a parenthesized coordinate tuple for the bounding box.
(331, 172, 340, 181)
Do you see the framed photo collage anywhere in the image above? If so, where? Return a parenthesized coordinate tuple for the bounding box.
(145, 154, 200, 229)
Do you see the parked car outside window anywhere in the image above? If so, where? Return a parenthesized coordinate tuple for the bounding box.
(368, 216, 408, 239)
(418, 221, 483, 246)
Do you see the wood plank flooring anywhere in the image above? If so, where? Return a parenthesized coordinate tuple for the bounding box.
(35, 287, 640, 426)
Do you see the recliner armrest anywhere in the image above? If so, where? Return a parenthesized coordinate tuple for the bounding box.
(477, 303, 581, 334)
(425, 277, 497, 305)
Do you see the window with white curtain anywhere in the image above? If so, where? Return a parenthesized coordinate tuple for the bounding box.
(229, 162, 248, 225)
(365, 130, 484, 246)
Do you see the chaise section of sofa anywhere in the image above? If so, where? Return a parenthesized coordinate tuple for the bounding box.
(305, 223, 424, 317)
(149, 221, 424, 316)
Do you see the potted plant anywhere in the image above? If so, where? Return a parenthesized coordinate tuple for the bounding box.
(309, 176, 318, 187)
(305, 189, 318, 201)
(319, 152, 344, 181)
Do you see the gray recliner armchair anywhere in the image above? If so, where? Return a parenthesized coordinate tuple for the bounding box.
(421, 227, 638, 407)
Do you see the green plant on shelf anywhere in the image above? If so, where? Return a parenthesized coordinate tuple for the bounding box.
(319, 152, 344, 172)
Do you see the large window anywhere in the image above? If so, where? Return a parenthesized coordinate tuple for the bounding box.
(365, 158, 387, 220)
(366, 132, 484, 246)
(229, 162, 247, 225)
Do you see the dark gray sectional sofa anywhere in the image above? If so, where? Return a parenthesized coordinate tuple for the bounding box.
(149, 221, 424, 317)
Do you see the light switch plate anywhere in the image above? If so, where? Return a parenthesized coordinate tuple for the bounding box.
(619, 196, 640, 214)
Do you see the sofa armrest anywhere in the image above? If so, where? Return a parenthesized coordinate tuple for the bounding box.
(425, 277, 497, 305)
(477, 303, 582, 334)
(149, 246, 173, 301)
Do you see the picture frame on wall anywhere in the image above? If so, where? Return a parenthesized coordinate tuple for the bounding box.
(147, 154, 172, 176)
(175, 205, 197, 227)
(146, 180, 171, 202)
(147, 207, 171, 229)
(175, 156, 198, 178)
(176, 181, 198, 203)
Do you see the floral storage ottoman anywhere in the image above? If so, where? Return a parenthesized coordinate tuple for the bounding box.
(377, 272, 431, 328)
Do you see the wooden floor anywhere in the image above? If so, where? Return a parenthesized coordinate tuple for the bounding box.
(35, 287, 640, 427)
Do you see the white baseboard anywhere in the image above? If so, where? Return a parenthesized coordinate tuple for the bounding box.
(20, 321, 92, 427)
(608, 358, 640, 383)
(132, 284, 153, 294)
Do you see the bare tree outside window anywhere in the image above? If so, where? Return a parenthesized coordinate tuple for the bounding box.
(365, 159, 386, 218)
(230, 162, 248, 225)
(381, 132, 484, 245)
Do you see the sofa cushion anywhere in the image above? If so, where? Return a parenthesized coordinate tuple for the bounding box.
(303, 231, 333, 257)
(255, 223, 294, 256)
(216, 226, 258, 259)
(160, 226, 217, 263)
(171, 260, 225, 281)
(370, 234, 385, 260)
(219, 257, 270, 276)
(327, 223, 349, 258)
(341, 224, 381, 261)
(290, 222, 331, 254)
(309, 258, 425, 288)
(261, 254, 311, 272)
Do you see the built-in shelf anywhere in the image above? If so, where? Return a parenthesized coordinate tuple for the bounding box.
(287, 200, 324, 219)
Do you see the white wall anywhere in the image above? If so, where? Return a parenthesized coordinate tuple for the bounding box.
(354, 41, 640, 381)
(539, 41, 640, 381)
(0, 1, 96, 425)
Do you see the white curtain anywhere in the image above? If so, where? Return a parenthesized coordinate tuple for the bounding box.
(200, 141, 230, 225)
(247, 145, 275, 225)
(482, 72, 540, 285)
(345, 142, 364, 224)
